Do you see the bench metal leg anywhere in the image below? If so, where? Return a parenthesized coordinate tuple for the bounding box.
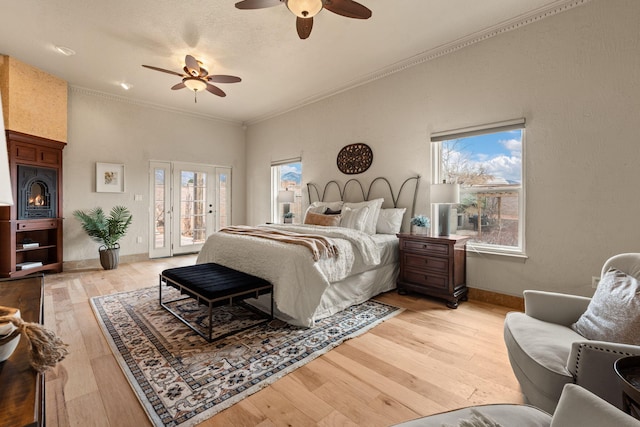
(158, 274, 274, 343)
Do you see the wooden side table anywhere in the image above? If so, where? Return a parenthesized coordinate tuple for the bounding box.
(615, 355, 640, 420)
(0, 274, 45, 427)
(396, 233, 469, 308)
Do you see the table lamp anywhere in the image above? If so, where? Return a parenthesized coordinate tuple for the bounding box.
(277, 189, 295, 222)
(431, 181, 459, 236)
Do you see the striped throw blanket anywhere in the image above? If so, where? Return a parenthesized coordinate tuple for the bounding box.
(219, 226, 338, 261)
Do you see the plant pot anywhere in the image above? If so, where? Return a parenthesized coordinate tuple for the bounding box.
(99, 244, 120, 270)
(411, 225, 429, 235)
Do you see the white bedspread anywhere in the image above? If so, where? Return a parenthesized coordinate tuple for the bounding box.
(196, 224, 385, 327)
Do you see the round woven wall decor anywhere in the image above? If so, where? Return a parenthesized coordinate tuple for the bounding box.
(336, 143, 373, 174)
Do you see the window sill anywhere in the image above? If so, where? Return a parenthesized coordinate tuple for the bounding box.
(465, 243, 528, 260)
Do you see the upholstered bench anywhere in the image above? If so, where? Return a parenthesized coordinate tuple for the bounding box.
(159, 262, 273, 342)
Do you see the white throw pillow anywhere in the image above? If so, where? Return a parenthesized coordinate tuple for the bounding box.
(304, 201, 344, 218)
(340, 206, 370, 232)
(343, 198, 383, 235)
(571, 268, 640, 345)
(376, 208, 406, 234)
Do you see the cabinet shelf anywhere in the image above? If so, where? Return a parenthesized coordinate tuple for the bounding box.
(16, 244, 56, 253)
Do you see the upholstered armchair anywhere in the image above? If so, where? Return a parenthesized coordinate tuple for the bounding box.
(504, 253, 640, 414)
(392, 384, 640, 427)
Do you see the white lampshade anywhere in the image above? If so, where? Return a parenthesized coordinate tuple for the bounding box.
(431, 183, 460, 204)
(0, 95, 13, 206)
(286, 0, 323, 18)
(277, 190, 295, 203)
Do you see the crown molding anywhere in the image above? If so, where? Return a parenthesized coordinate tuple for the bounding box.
(245, 0, 591, 126)
(69, 86, 244, 126)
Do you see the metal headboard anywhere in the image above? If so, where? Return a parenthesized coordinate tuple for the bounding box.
(306, 175, 421, 218)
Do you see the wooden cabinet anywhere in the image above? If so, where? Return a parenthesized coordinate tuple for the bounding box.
(0, 275, 45, 427)
(396, 233, 469, 308)
(0, 131, 66, 277)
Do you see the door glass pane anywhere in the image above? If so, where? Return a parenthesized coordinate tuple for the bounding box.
(219, 172, 228, 228)
(154, 168, 166, 249)
(180, 171, 207, 246)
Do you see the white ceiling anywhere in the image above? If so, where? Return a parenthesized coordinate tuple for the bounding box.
(0, 0, 579, 125)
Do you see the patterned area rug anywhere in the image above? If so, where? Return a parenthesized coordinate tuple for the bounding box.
(90, 286, 402, 427)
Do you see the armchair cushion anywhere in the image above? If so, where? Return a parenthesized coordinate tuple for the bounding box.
(550, 384, 640, 427)
(571, 268, 640, 345)
(504, 312, 580, 412)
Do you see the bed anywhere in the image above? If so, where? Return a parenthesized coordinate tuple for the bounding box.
(196, 176, 421, 327)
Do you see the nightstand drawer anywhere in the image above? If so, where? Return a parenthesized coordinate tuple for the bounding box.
(401, 239, 450, 256)
(402, 269, 448, 290)
(403, 253, 448, 274)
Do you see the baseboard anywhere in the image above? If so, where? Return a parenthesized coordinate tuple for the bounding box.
(63, 253, 150, 271)
(467, 287, 524, 311)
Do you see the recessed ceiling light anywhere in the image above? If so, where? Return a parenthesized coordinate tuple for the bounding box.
(54, 45, 76, 56)
(120, 82, 132, 91)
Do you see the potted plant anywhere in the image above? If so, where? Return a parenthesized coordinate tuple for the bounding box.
(410, 214, 430, 235)
(73, 205, 133, 270)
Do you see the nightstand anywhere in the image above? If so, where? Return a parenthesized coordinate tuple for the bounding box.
(396, 233, 470, 308)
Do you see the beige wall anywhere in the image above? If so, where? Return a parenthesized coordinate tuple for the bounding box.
(63, 89, 246, 262)
(245, 0, 640, 298)
(0, 55, 67, 142)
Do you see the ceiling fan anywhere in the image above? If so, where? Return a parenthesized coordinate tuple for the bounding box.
(235, 0, 372, 39)
(142, 55, 241, 103)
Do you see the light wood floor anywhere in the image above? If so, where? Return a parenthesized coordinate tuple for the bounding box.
(43, 255, 525, 426)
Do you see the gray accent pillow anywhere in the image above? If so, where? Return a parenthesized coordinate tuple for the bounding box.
(572, 268, 640, 345)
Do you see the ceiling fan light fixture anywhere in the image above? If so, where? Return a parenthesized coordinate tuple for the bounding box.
(286, 0, 323, 18)
(183, 77, 207, 92)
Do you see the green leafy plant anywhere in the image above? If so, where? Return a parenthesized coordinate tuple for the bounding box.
(73, 206, 133, 249)
(283, 212, 294, 218)
(410, 215, 430, 228)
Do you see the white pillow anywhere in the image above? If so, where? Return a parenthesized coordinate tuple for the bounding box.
(340, 206, 370, 232)
(376, 208, 406, 234)
(304, 201, 344, 217)
(343, 198, 383, 235)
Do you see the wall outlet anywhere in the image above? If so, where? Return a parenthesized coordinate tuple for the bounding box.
(591, 276, 600, 288)
(136, 236, 143, 244)
(134, 194, 143, 201)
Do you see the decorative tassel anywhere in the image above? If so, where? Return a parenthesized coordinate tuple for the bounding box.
(0, 313, 69, 373)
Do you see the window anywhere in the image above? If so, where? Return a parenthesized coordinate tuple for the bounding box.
(431, 119, 525, 255)
(271, 159, 302, 224)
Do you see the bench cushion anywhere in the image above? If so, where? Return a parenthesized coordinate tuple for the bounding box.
(161, 263, 271, 300)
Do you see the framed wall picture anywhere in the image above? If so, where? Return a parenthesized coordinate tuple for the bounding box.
(96, 162, 125, 193)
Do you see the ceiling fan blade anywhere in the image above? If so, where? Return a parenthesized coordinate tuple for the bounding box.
(185, 55, 201, 77)
(323, 0, 372, 19)
(235, 0, 283, 9)
(296, 16, 313, 39)
(206, 83, 227, 97)
(142, 65, 185, 77)
(171, 82, 186, 90)
(207, 75, 242, 84)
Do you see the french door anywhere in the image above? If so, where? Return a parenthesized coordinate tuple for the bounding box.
(149, 161, 231, 258)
